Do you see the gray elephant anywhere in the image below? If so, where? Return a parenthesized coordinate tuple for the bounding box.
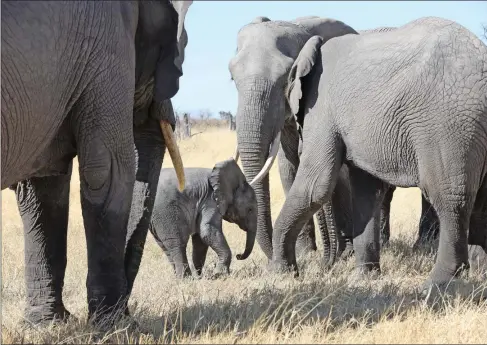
(230, 16, 358, 264)
(150, 159, 257, 278)
(270, 17, 487, 294)
(229, 16, 439, 266)
(2, 0, 191, 326)
(358, 26, 440, 247)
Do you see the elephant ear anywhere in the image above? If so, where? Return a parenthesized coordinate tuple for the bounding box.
(170, 0, 192, 77)
(286, 35, 323, 116)
(209, 159, 246, 215)
(154, 0, 193, 101)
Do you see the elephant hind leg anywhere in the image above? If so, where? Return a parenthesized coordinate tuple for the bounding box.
(75, 73, 137, 326)
(348, 166, 389, 276)
(425, 183, 476, 287)
(191, 234, 209, 277)
(16, 164, 72, 325)
(379, 186, 395, 247)
(414, 194, 440, 249)
(468, 175, 487, 272)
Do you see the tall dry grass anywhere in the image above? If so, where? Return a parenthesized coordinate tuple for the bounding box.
(2, 127, 486, 344)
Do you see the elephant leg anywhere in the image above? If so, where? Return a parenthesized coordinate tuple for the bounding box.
(151, 222, 192, 278)
(278, 119, 317, 256)
(75, 80, 136, 326)
(170, 246, 191, 278)
(415, 194, 440, 247)
(199, 215, 232, 277)
(332, 165, 354, 260)
(348, 166, 388, 276)
(191, 234, 209, 277)
(15, 163, 72, 325)
(123, 118, 164, 316)
(468, 176, 487, 272)
(424, 186, 473, 289)
(379, 186, 395, 247)
(272, 131, 343, 275)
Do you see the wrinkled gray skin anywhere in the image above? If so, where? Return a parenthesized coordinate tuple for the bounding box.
(2, 0, 192, 326)
(272, 17, 487, 292)
(230, 17, 440, 266)
(150, 159, 257, 278)
(230, 16, 359, 264)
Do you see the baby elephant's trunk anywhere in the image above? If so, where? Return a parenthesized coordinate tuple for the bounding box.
(236, 227, 256, 260)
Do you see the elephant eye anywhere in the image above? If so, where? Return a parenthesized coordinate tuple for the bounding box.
(247, 207, 253, 215)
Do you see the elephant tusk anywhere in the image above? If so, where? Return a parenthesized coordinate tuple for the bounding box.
(160, 120, 185, 191)
(233, 145, 239, 162)
(249, 131, 281, 187)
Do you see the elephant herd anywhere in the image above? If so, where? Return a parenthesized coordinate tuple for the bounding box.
(2, 1, 486, 331)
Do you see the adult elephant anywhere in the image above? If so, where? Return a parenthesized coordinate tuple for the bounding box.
(2, 0, 191, 326)
(230, 16, 359, 264)
(272, 17, 487, 293)
(358, 26, 440, 247)
(230, 17, 439, 266)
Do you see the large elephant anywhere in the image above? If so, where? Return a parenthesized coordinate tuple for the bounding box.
(229, 17, 439, 266)
(271, 17, 487, 293)
(2, 0, 191, 326)
(230, 16, 359, 264)
(358, 26, 441, 248)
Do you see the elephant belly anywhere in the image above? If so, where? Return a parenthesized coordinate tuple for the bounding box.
(343, 130, 420, 188)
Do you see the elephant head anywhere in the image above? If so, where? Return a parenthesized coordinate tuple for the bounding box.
(133, 0, 193, 190)
(228, 16, 357, 259)
(209, 159, 258, 260)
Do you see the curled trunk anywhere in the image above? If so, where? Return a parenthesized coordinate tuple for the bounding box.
(237, 227, 257, 260)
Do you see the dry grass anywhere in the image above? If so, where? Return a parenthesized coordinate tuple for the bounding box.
(2, 127, 486, 344)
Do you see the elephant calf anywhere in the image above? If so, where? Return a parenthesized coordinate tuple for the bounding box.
(150, 159, 257, 278)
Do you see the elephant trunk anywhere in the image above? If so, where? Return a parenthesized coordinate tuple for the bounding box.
(236, 225, 257, 260)
(235, 79, 279, 260)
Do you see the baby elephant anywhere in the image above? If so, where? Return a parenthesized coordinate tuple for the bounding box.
(150, 159, 257, 278)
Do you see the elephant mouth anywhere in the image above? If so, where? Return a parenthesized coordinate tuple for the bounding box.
(233, 130, 282, 186)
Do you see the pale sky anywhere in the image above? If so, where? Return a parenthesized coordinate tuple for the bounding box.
(171, 1, 487, 117)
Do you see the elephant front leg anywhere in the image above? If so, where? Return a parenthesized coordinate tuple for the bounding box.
(272, 132, 343, 276)
(15, 165, 72, 325)
(278, 119, 317, 256)
(348, 166, 388, 277)
(124, 118, 164, 316)
(199, 213, 231, 277)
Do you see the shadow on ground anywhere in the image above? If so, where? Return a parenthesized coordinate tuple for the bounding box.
(134, 237, 487, 342)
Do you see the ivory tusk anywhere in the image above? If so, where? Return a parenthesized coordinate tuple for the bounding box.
(233, 145, 239, 162)
(160, 120, 185, 191)
(249, 131, 281, 186)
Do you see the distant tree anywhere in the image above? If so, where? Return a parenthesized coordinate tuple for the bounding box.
(483, 23, 487, 41)
(219, 111, 235, 131)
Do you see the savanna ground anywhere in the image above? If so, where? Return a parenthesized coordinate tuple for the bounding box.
(2, 126, 487, 344)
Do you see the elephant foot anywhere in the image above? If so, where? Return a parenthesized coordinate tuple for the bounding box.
(212, 264, 230, 279)
(267, 260, 299, 278)
(23, 302, 72, 327)
(348, 265, 381, 284)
